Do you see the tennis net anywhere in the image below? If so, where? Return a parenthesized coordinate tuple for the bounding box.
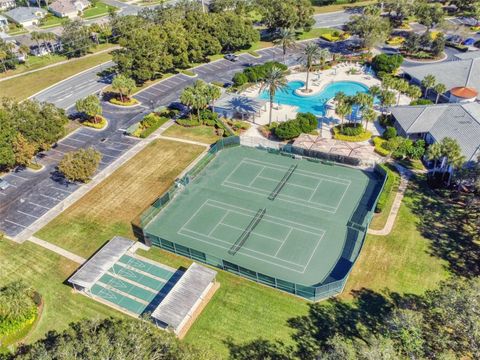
(268, 164, 298, 200)
(228, 208, 266, 255)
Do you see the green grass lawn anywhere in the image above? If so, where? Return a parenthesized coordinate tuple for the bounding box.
(82, 2, 117, 19)
(0, 238, 123, 352)
(137, 247, 308, 358)
(313, 0, 376, 14)
(162, 124, 221, 144)
(0, 50, 113, 100)
(39, 16, 67, 29)
(369, 166, 401, 230)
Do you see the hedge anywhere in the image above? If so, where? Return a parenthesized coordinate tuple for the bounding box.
(386, 36, 405, 46)
(274, 112, 318, 140)
(373, 136, 390, 157)
(109, 97, 139, 106)
(83, 116, 107, 129)
(132, 113, 169, 138)
(375, 164, 399, 213)
(332, 125, 372, 142)
(180, 69, 196, 77)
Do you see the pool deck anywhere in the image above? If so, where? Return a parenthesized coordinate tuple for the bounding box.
(241, 64, 412, 129)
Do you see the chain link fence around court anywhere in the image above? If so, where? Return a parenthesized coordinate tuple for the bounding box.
(136, 136, 388, 301)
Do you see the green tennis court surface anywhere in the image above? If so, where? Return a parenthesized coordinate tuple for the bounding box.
(89, 255, 176, 315)
(144, 146, 383, 293)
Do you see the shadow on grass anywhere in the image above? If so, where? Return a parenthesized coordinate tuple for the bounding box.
(407, 175, 480, 277)
(226, 288, 423, 359)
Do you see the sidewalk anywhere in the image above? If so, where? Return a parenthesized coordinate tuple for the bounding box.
(367, 164, 412, 236)
(29, 236, 86, 264)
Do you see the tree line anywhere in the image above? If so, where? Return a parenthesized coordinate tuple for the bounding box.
(0, 98, 68, 171)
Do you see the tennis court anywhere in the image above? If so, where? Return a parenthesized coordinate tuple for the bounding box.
(143, 145, 384, 299)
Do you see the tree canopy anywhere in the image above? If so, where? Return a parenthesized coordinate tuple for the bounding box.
(58, 147, 102, 183)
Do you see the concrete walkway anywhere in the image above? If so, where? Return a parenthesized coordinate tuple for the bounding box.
(29, 236, 86, 264)
(367, 164, 412, 236)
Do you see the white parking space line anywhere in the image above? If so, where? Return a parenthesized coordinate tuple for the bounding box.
(29, 201, 50, 210)
(40, 193, 62, 201)
(100, 153, 117, 159)
(66, 137, 85, 143)
(8, 173, 28, 180)
(76, 132, 95, 138)
(17, 210, 39, 219)
(50, 148, 66, 154)
(4, 219, 26, 228)
(59, 143, 76, 149)
(50, 186, 73, 194)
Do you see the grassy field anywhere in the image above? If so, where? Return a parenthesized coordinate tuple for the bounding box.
(369, 167, 401, 230)
(162, 124, 221, 144)
(36, 139, 205, 258)
(313, 0, 376, 14)
(0, 239, 122, 350)
(137, 247, 308, 358)
(82, 2, 117, 19)
(0, 50, 113, 100)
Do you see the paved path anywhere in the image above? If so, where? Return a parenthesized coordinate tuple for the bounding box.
(29, 236, 86, 264)
(367, 164, 412, 236)
(157, 135, 210, 147)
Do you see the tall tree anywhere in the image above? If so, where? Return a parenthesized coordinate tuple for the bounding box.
(58, 147, 102, 183)
(12, 133, 36, 167)
(60, 20, 93, 58)
(273, 27, 297, 64)
(346, 9, 391, 49)
(256, 0, 314, 32)
(111, 74, 136, 103)
(427, 142, 442, 176)
(433, 83, 446, 104)
(421, 74, 436, 98)
(76, 95, 103, 123)
(259, 66, 288, 126)
(298, 43, 321, 91)
(334, 92, 352, 130)
(414, 2, 444, 31)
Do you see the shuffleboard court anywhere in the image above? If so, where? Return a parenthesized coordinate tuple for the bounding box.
(143, 145, 384, 298)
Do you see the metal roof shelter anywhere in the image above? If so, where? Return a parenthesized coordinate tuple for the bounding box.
(69, 236, 135, 291)
(151, 263, 217, 335)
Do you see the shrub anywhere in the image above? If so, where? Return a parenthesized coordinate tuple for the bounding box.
(180, 69, 196, 77)
(133, 113, 169, 138)
(109, 97, 138, 106)
(58, 147, 102, 183)
(373, 136, 390, 156)
(332, 125, 372, 142)
(211, 81, 224, 88)
(83, 116, 107, 129)
(375, 165, 398, 213)
(372, 53, 404, 74)
(176, 118, 201, 127)
(0, 282, 37, 337)
(383, 126, 397, 140)
(248, 50, 260, 58)
(340, 123, 364, 136)
(410, 99, 433, 106)
(379, 114, 394, 127)
(386, 36, 405, 46)
(233, 72, 248, 86)
(274, 112, 318, 140)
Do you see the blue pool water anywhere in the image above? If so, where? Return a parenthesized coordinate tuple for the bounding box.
(259, 80, 370, 116)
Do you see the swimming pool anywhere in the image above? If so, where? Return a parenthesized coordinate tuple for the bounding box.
(259, 80, 370, 116)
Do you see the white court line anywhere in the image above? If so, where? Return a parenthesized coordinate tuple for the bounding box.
(302, 232, 326, 271)
(40, 193, 62, 201)
(178, 227, 305, 272)
(181, 202, 208, 230)
(29, 201, 50, 210)
(206, 199, 325, 236)
(248, 165, 266, 186)
(208, 211, 230, 236)
(256, 175, 318, 192)
(17, 210, 39, 219)
(218, 223, 284, 244)
(243, 158, 351, 185)
(274, 227, 293, 257)
(223, 161, 245, 184)
(308, 179, 323, 202)
(8, 173, 28, 180)
(4, 219, 26, 228)
(222, 181, 337, 214)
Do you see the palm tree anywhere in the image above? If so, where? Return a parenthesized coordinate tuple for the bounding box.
(369, 85, 382, 99)
(18, 44, 30, 65)
(433, 83, 446, 104)
(421, 74, 436, 98)
(42, 32, 57, 55)
(206, 84, 221, 112)
(362, 107, 377, 133)
(380, 90, 396, 115)
(394, 78, 409, 105)
(273, 28, 297, 64)
(298, 43, 321, 92)
(441, 137, 466, 185)
(334, 92, 352, 131)
(381, 75, 396, 91)
(406, 85, 422, 102)
(180, 88, 197, 120)
(318, 48, 331, 68)
(30, 31, 42, 54)
(259, 66, 288, 126)
(427, 142, 443, 177)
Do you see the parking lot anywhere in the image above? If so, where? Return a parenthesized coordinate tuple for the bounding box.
(0, 127, 140, 238)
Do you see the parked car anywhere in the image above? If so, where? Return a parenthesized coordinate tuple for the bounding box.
(224, 53, 239, 62)
(168, 102, 189, 113)
(0, 179, 10, 190)
(463, 38, 476, 46)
